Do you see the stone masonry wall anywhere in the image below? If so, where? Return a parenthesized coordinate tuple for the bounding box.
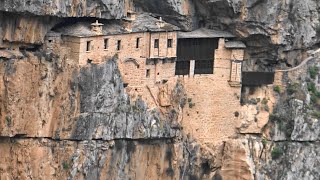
(59, 33, 245, 144)
(121, 38, 245, 143)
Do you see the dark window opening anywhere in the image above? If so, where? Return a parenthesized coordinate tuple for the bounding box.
(127, 13, 131, 19)
(242, 72, 275, 86)
(104, 39, 109, 49)
(177, 38, 218, 61)
(177, 38, 218, 75)
(167, 39, 173, 48)
(175, 61, 190, 75)
(146, 69, 150, 78)
(136, 38, 140, 48)
(154, 39, 159, 48)
(117, 40, 121, 51)
(194, 60, 213, 74)
(87, 59, 93, 63)
(86, 41, 91, 51)
(48, 40, 52, 43)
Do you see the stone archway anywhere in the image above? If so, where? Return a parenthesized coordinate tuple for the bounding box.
(124, 58, 140, 68)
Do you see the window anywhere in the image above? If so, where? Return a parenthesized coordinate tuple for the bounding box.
(104, 39, 109, 49)
(154, 39, 159, 48)
(136, 38, 140, 48)
(48, 40, 52, 43)
(167, 39, 173, 48)
(146, 69, 150, 78)
(194, 60, 213, 74)
(117, 40, 121, 51)
(230, 61, 242, 82)
(86, 41, 91, 51)
(175, 61, 190, 75)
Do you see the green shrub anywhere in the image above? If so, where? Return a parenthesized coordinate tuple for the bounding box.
(62, 161, 69, 170)
(269, 114, 281, 122)
(264, 104, 270, 112)
(262, 138, 267, 146)
(262, 98, 268, 105)
(309, 66, 319, 79)
(311, 94, 318, 104)
(273, 86, 281, 93)
(311, 111, 320, 119)
(287, 83, 299, 95)
(271, 147, 283, 160)
(307, 82, 317, 94)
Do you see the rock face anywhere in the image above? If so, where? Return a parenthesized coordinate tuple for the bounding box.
(0, 54, 185, 179)
(0, 54, 178, 140)
(73, 60, 178, 140)
(260, 142, 320, 180)
(0, 0, 125, 19)
(1, 0, 320, 179)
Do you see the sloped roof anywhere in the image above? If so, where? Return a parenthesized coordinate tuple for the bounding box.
(178, 28, 235, 39)
(131, 14, 180, 32)
(56, 22, 126, 37)
(56, 13, 179, 37)
(225, 41, 246, 49)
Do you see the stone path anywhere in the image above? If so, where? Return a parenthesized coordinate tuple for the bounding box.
(275, 48, 320, 72)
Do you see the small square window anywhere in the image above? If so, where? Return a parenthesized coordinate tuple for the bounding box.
(117, 40, 121, 51)
(104, 39, 109, 49)
(167, 39, 173, 48)
(154, 39, 159, 48)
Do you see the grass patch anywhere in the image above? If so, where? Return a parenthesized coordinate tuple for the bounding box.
(261, 98, 268, 105)
(271, 147, 283, 160)
(311, 111, 320, 119)
(309, 66, 319, 79)
(307, 82, 320, 106)
(273, 86, 281, 93)
(62, 161, 69, 170)
(262, 138, 267, 146)
(307, 82, 317, 94)
(287, 83, 299, 95)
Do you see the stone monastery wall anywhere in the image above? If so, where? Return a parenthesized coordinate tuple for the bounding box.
(54, 29, 246, 143)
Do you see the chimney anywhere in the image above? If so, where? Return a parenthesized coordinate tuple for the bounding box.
(157, 17, 165, 28)
(91, 20, 104, 35)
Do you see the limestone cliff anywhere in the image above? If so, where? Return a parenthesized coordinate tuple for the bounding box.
(1, 0, 320, 180)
